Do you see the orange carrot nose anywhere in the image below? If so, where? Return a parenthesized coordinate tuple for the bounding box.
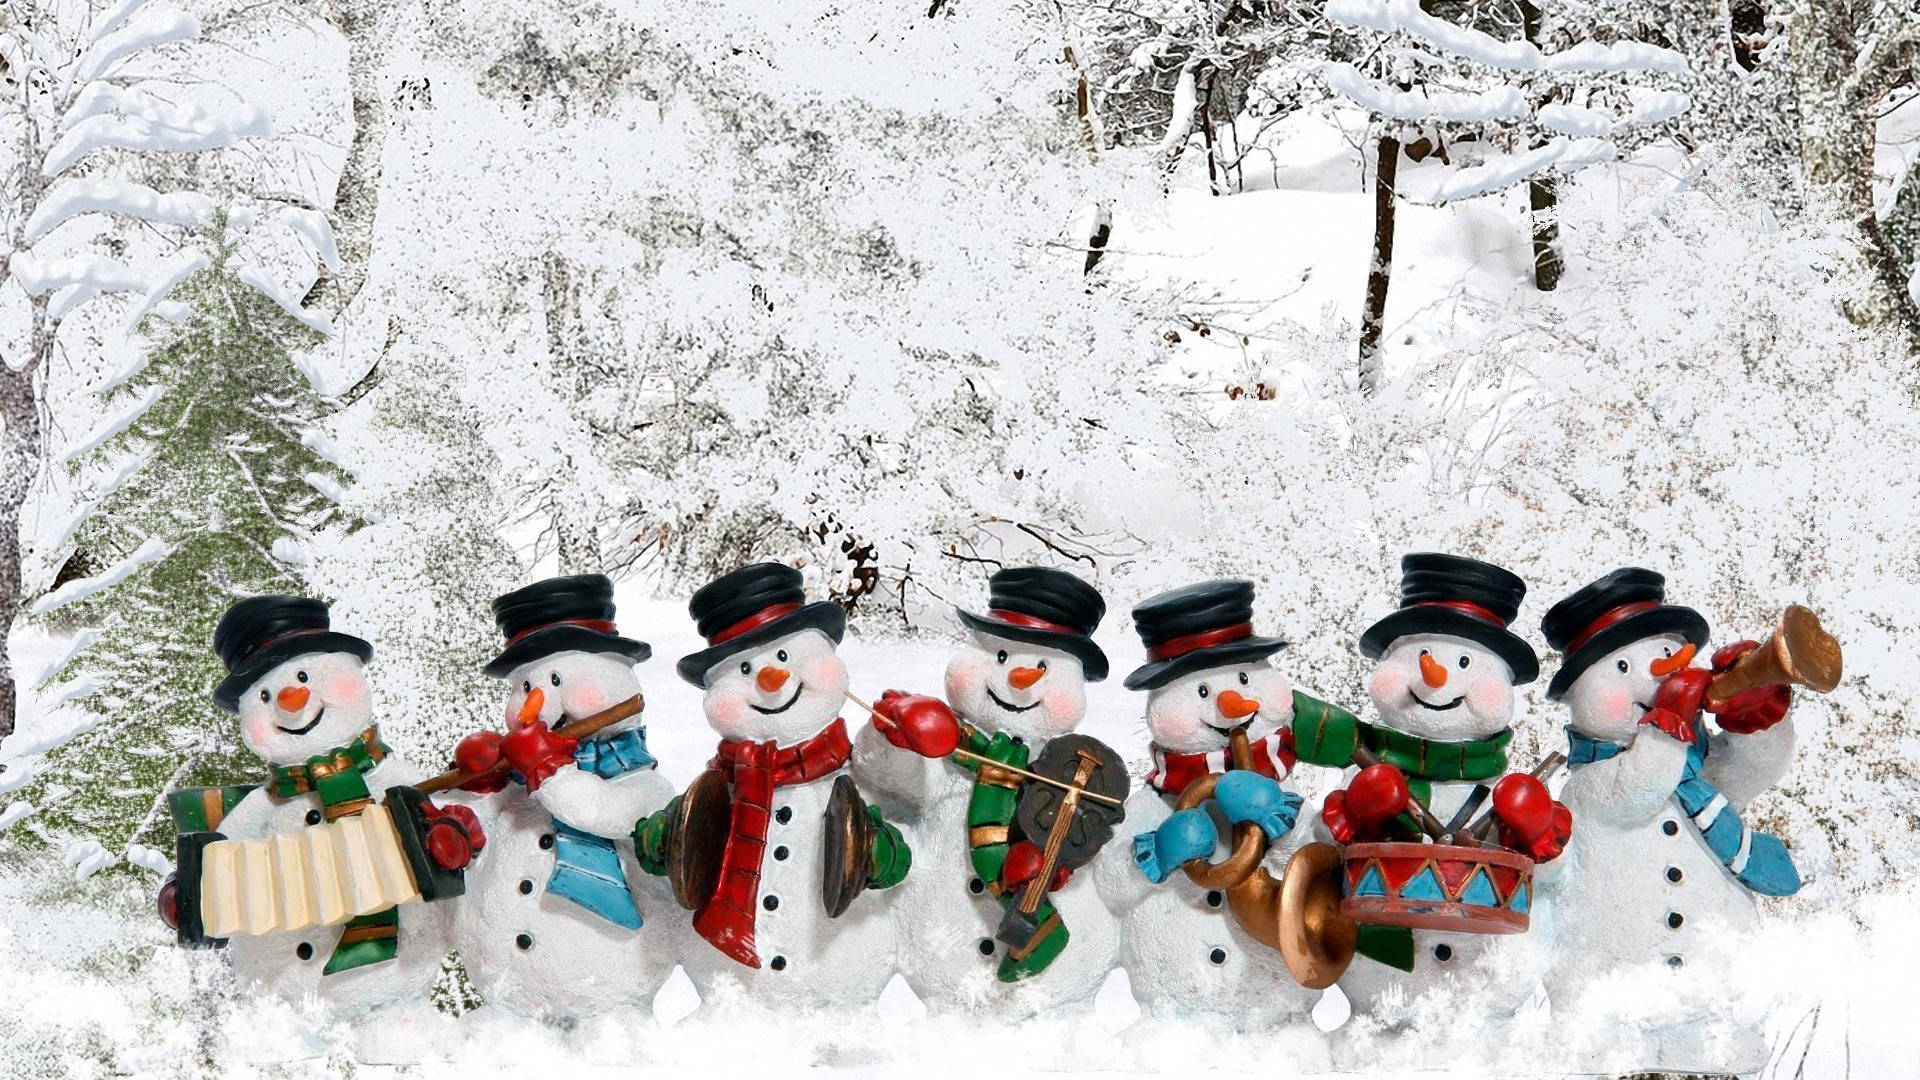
(517, 687, 546, 724)
(1649, 643, 1698, 678)
(277, 685, 310, 712)
(1419, 652, 1449, 688)
(757, 666, 790, 693)
(1216, 689, 1260, 719)
(1008, 666, 1045, 691)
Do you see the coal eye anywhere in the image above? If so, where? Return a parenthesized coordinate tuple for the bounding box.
(1616, 658, 1630, 673)
(1197, 683, 1210, 699)
(740, 661, 752, 676)
(1661, 645, 1673, 657)
(296, 670, 309, 683)
(996, 650, 1008, 664)
(1419, 648, 1430, 658)
(260, 689, 270, 703)
(1238, 672, 1249, 685)
(1036, 659, 1048, 671)
(776, 649, 788, 662)
(523, 680, 532, 693)
(1458, 655, 1470, 669)
(550, 671, 561, 687)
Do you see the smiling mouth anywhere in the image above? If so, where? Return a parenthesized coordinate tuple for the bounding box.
(985, 687, 1040, 713)
(750, 684, 804, 715)
(276, 707, 325, 735)
(1409, 693, 1464, 712)
(1206, 716, 1255, 736)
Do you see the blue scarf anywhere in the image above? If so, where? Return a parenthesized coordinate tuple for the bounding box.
(1566, 726, 1799, 897)
(546, 727, 657, 929)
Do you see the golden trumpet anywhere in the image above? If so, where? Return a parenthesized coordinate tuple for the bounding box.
(1709, 604, 1843, 701)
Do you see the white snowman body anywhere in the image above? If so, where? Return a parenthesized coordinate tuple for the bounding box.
(853, 630, 1117, 1019)
(1546, 633, 1792, 1073)
(1331, 633, 1551, 1023)
(1094, 659, 1316, 1030)
(678, 627, 899, 1011)
(452, 650, 676, 1023)
(217, 651, 445, 1040)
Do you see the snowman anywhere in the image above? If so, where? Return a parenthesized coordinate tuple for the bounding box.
(1289, 554, 1566, 1027)
(851, 566, 1121, 1019)
(632, 562, 910, 1013)
(1539, 568, 1796, 1075)
(190, 596, 473, 1060)
(1099, 580, 1324, 1039)
(445, 574, 676, 1024)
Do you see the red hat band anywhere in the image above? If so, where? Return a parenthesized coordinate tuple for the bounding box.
(1147, 622, 1254, 662)
(709, 602, 801, 646)
(1566, 601, 1660, 653)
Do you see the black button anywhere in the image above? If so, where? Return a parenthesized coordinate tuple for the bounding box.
(775, 807, 792, 825)
(764, 895, 779, 911)
(1666, 954, 1684, 968)
(978, 939, 995, 956)
(1662, 820, 1679, 836)
(296, 942, 313, 960)
(770, 955, 787, 971)
(539, 834, 555, 850)
(773, 846, 790, 861)
(1205, 890, 1224, 908)
(1010, 735, 1025, 747)
(1667, 912, 1684, 929)
(1666, 866, 1683, 883)
(305, 810, 323, 826)
(968, 877, 985, 895)
(1208, 948, 1227, 965)
(1434, 944, 1453, 962)
(518, 879, 534, 895)
(516, 933, 534, 950)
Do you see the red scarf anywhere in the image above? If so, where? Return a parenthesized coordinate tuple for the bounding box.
(692, 718, 853, 968)
(1146, 728, 1296, 795)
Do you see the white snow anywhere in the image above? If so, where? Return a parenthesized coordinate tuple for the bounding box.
(1538, 103, 1614, 138)
(0, 803, 35, 831)
(235, 261, 333, 334)
(57, 385, 162, 465)
(299, 428, 349, 469)
(1318, 62, 1528, 122)
(1545, 40, 1690, 76)
(1326, 0, 1543, 71)
(1397, 138, 1616, 203)
(27, 629, 98, 688)
(279, 206, 341, 273)
(96, 346, 154, 395)
(124, 843, 172, 875)
(71, 5, 198, 85)
(1626, 89, 1693, 127)
(46, 85, 271, 177)
(61, 839, 117, 879)
(121, 251, 210, 331)
(29, 536, 171, 615)
(303, 470, 347, 504)
(270, 537, 311, 565)
(9, 252, 152, 297)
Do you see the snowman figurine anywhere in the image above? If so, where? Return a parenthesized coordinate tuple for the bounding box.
(852, 566, 1120, 1018)
(633, 562, 910, 1013)
(194, 596, 473, 1060)
(1290, 553, 1565, 1026)
(1101, 580, 1323, 1038)
(1539, 568, 1796, 1074)
(446, 575, 675, 1024)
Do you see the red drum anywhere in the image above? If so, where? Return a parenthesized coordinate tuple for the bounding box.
(1340, 841, 1533, 935)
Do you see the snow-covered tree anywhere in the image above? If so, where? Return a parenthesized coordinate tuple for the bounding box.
(1, 246, 346, 876)
(0, 0, 334, 739)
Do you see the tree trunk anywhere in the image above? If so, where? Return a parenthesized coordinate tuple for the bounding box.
(1084, 203, 1113, 276)
(302, 0, 391, 319)
(1359, 133, 1401, 396)
(0, 337, 45, 741)
(1522, 2, 1563, 291)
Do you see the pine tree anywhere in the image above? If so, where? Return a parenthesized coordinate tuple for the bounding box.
(4, 240, 347, 873)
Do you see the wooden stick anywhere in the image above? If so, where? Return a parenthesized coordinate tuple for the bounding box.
(844, 692, 1123, 808)
(415, 694, 646, 794)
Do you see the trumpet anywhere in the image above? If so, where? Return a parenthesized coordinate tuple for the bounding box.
(1709, 604, 1843, 701)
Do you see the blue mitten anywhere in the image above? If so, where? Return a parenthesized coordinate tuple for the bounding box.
(1215, 770, 1304, 842)
(1132, 808, 1218, 884)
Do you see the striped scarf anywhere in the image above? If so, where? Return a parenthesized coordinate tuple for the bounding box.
(1566, 727, 1800, 897)
(545, 727, 658, 930)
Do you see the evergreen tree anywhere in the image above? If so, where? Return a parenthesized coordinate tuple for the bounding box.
(4, 242, 347, 872)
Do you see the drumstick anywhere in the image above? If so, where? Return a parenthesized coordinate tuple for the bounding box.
(1463, 752, 1568, 844)
(844, 692, 1123, 808)
(1351, 745, 1450, 841)
(415, 694, 647, 794)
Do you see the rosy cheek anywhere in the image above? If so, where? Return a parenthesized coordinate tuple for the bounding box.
(1369, 668, 1405, 704)
(1041, 685, 1083, 728)
(706, 693, 749, 737)
(328, 675, 365, 705)
(1465, 679, 1510, 719)
(244, 718, 272, 745)
(946, 668, 983, 703)
(801, 657, 840, 688)
(571, 686, 607, 717)
(1597, 687, 1635, 722)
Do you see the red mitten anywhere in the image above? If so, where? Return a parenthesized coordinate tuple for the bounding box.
(1501, 803, 1573, 863)
(500, 720, 579, 791)
(1708, 640, 1792, 734)
(1347, 763, 1411, 827)
(421, 801, 486, 870)
(999, 840, 1072, 892)
(453, 731, 511, 794)
(872, 691, 961, 758)
(1639, 707, 1696, 746)
(1641, 666, 1711, 745)
(1491, 773, 1554, 841)
(1321, 791, 1360, 845)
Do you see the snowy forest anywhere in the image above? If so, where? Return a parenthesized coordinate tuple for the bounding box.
(0, 0, 1916, 1075)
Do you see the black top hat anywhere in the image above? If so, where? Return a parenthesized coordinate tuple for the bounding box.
(677, 562, 846, 687)
(484, 574, 651, 678)
(955, 567, 1109, 682)
(1358, 553, 1539, 684)
(1124, 580, 1288, 691)
(1540, 567, 1709, 700)
(212, 596, 373, 711)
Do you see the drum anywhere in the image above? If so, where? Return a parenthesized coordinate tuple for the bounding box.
(172, 785, 464, 945)
(1339, 840, 1533, 935)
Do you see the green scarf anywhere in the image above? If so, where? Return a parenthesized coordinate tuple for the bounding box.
(266, 724, 398, 974)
